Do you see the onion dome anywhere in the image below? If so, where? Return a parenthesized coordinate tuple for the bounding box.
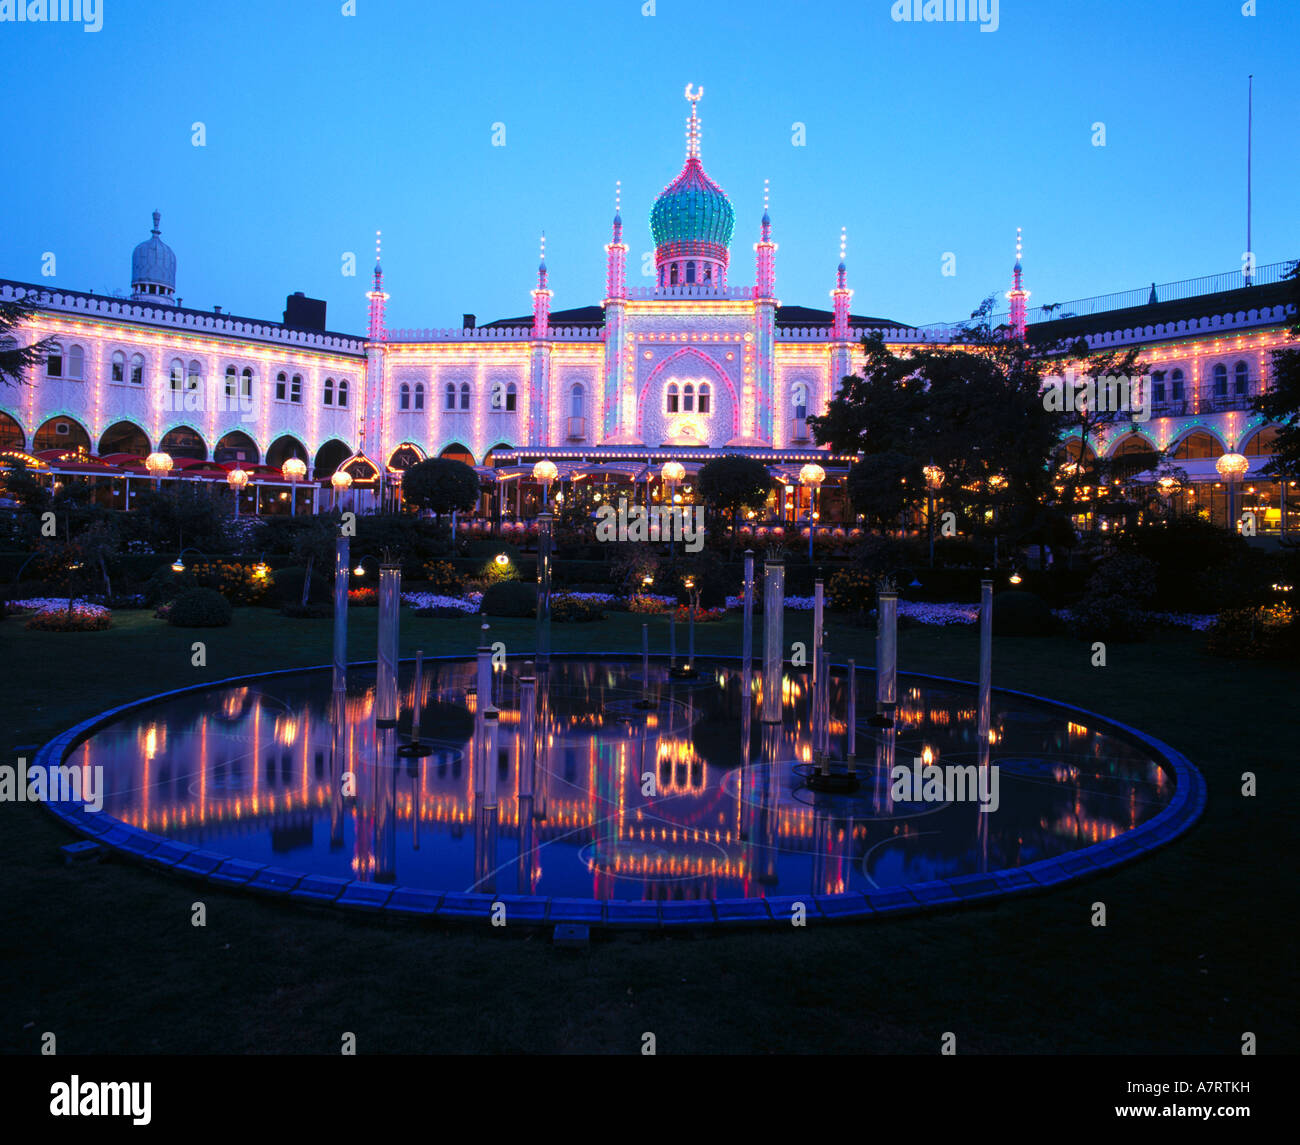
(130, 211, 176, 303)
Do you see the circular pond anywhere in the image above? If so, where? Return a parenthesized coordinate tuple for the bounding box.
(40, 656, 1205, 926)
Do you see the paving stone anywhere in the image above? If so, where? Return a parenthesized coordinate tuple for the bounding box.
(762, 896, 824, 922)
(865, 886, 924, 912)
(712, 898, 771, 924)
(659, 900, 717, 925)
(488, 895, 548, 923)
(905, 880, 959, 905)
(247, 867, 304, 895)
(945, 874, 1001, 900)
(1024, 859, 1074, 886)
(143, 840, 198, 868)
(603, 900, 661, 927)
(336, 882, 393, 912)
(208, 858, 266, 887)
(289, 875, 349, 904)
(438, 893, 497, 919)
(553, 924, 590, 949)
(547, 898, 605, 924)
(815, 893, 873, 918)
(175, 850, 226, 877)
(383, 888, 443, 917)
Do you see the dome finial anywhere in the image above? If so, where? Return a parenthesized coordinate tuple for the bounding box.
(839, 226, 847, 269)
(684, 83, 703, 160)
(151, 210, 161, 235)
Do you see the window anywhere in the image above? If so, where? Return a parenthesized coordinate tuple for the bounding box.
(187, 360, 201, 393)
(337, 379, 348, 408)
(459, 383, 470, 410)
(46, 342, 63, 378)
(666, 382, 679, 414)
(703, 265, 713, 283)
(793, 382, 808, 421)
(399, 382, 410, 410)
(225, 365, 238, 399)
(570, 383, 584, 419)
(111, 351, 125, 383)
(323, 377, 335, 406)
(670, 263, 680, 285)
(170, 359, 184, 393)
(698, 381, 711, 414)
(445, 382, 457, 410)
(683, 382, 695, 412)
(1171, 369, 1184, 401)
(1234, 360, 1249, 396)
(130, 354, 144, 385)
(240, 367, 253, 400)
(414, 382, 425, 411)
(276, 371, 288, 401)
(290, 374, 302, 403)
(505, 382, 517, 412)
(67, 344, 84, 379)
(686, 261, 696, 284)
(1213, 363, 1228, 398)
(1152, 370, 1166, 404)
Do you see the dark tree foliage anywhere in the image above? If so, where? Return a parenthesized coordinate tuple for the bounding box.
(697, 454, 771, 549)
(401, 458, 481, 516)
(1252, 260, 1300, 478)
(845, 451, 920, 529)
(0, 292, 56, 388)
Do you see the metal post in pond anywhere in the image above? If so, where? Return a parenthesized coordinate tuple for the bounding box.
(376, 561, 401, 728)
(761, 555, 784, 723)
(332, 535, 349, 695)
(687, 586, 697, 671)
(874, 585, 897, 726)
(846, 658, 857, 775)
(410, 650, 424, 744)
(519, 667, 536, 799)
(669, 609, 677, 669)
(742, 550, 754, 699)
(483, 707, 500, 810)
(812, 578, 824, 756)
(638, 623, 653, 708)
(536, 510, 553, 668)
(978, 577, 993, 744)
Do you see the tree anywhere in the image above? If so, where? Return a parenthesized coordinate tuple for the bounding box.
(845, 451, 920, 530)
(0, 291, 56, 388)
(697, 454, 772, 552)
(1253, 260, 1300, 478)
(401, 458, 481, 517)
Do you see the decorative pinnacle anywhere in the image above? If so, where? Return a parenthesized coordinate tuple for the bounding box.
(763, 178, 770, 213)
(615, 180, 622, 214)
(840, 226, 847, 264)
(1015, 226, 1023, 266)
(684, 82, 703, 160)
(151, 210, 161, 235)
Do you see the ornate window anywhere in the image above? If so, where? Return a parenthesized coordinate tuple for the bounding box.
(682, 382, 695, 412)
(46, 342, 63, 378)
(111, 350, 125, 383)
(171, 359, 185, 393)
(1213, 362, 1228, 398)
(792, 382, 808, 421)
(324, 377, 335, 406)
(290, 373, 302, 403)
(459, 382, 470, 410)
(275, 371, 288, 401)
(337, 379, 349, 408)
(698, 381, 711, 414)
(666, 382, 679, 414)
(506, 382, 517, 412)
(240, 367, 253, 400)
(414, 382, 425, 411)
(187, 360, 202, 393)
(130, 354, 144, 385)
(570, 382, 585, 419)
(1234, 360, 1249, 395)
(1170, 368, 1184, 401)
(67, 344, 84, 379)
(399, 382, 410, 410)
(445, 382, 456, 410)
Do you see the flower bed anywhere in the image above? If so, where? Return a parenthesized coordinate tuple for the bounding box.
(20, 600, 112, 632)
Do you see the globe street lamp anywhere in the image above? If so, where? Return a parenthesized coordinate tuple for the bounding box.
(922, 462, 945, 568)
(282, 456, 307, 516)
(1216, 452, 1249, 532)
(227, 466, 249, 518)
(145, 451, 173, 491)
(331, 467, 352, 512)
(799, 462, 825, 564)
(661, 460, 686, 561)
(532, 459, 558, 511)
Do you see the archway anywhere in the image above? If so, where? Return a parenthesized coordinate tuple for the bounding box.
(314, 438, 353, 478)
(0, 410, 26, 452)
(214, 430, 259, 465)
(388, 442, 426, 472)
(1241, 425, 1280, 457)
(99, 420, 150, 458)
(1171, 430, 1225, 461)
(266, 434, 309, 469)
(33, 416, 90, 454)
(159, 425, 207, 461)
(437, 441, 475, 466)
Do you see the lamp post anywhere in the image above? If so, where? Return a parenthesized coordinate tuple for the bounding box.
(170, 547, 207, 574)
(1216, 453, 1249, 532)
(987, 473, 1007, 568)
(532, 459, 558, 512)
(145, 451, 173, 491)
(661, 460, 685, 561)
(799, 462, 825, 564)
(331, 468, 352, 512)
(282, 456, 307, 516)
(227, 466, 249, 517)
(922, 462, 945, 568)
(1157, 474, 1179, 523)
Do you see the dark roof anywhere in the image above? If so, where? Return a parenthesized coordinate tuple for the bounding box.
(480, 305, 605, 329)
(1027, 278, 1294, 345)
(480, 302, 907, 329)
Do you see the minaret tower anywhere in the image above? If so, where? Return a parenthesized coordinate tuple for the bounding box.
(603, 182, 632, 441)
(829, 228, 855, 408)
(362, 230, 389, 464)
(528, 234, 553, 445)
(1006, 227, 1030, 340)
(753, 180, 778, 443)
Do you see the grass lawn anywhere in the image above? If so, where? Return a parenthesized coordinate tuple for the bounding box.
(1, 606, 1296, 1054)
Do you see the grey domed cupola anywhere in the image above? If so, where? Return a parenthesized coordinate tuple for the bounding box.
(130, 210, 177, 304)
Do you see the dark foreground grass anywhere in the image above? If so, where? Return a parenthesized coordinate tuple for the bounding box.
(1, 607, 1296, 1054)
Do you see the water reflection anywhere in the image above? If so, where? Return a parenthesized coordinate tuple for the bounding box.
(79, 660, 1172, 902)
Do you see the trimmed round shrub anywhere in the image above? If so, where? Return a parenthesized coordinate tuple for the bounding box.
(991, 590, 1054, 637)
(552, 596, 604, 623)
(270, 565, 331, 607)
(167, 588, 232, 628)
(481, 580, 536, 618)
(144, 563, 198, 605)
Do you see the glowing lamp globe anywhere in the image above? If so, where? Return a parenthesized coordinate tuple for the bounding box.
(799, 463, 826, 488)
(532, 460, 558, 483)
(661, 461, 685, 484)
(494, 553, 510, 567)
(1215, 453, 1249, 480)
(988, 474, 1007, 492)
(145, 451, 173, 477)
(227, 467, 249, 490)
(331, 469, 353, 490)
(922, 464, 945, 490)
(282, 457, 307, 482)
(1157, 475, 1179, 496)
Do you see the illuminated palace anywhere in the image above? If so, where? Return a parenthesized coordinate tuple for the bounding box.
(0, 86, 1295, 529)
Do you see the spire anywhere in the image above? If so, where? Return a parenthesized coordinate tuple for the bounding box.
(532, 232, 552, 336)
(832, 227, 852, 339)
(366, 229, 388, 342)
(1006, 227, 1030, 340)
(151, 210, 161, 235)
(685, 83, 703, 161)
(606, 184, 627, 300)
(754, 178, 777, 298)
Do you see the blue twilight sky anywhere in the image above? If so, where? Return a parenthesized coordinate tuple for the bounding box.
(2, 0, 1296, 334)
